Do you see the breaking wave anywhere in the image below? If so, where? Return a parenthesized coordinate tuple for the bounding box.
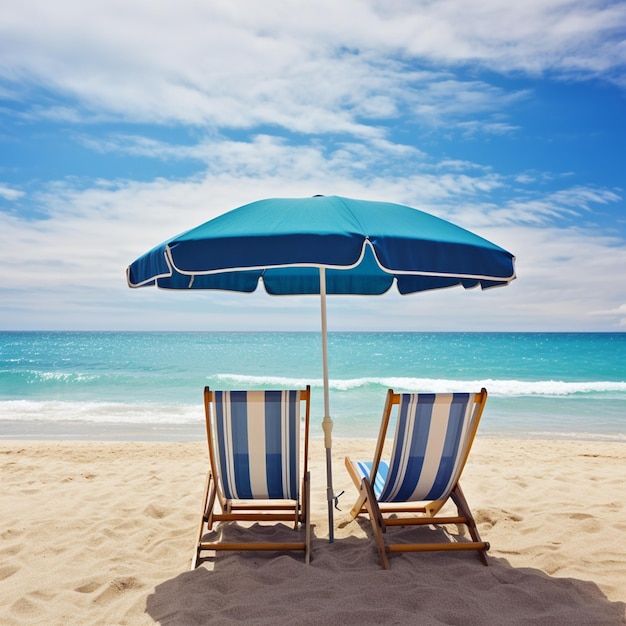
(215, 374, 626, 397)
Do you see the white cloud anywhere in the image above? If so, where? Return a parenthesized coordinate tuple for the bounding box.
(485, 186, 623, 226)
(0, 1, 624, 331)
(589, 303, 626, 326)
(1, 138, 623, 331)
(1, 0, 623, 133)
(0, 184, 24, 200)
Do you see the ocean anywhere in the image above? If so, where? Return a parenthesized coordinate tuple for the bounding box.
(0, 331, 624, 442)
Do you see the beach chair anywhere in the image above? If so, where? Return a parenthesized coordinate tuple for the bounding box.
(345, 388, 490, 569)
(192, 386, 311, 568)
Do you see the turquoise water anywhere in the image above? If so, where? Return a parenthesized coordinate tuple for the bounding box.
(1, 331, 625, 441)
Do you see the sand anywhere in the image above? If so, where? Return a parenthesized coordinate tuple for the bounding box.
(0, 437, 625, 625)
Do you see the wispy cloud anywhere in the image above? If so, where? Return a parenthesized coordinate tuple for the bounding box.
(588, 303, 626, 326)
(1, 1, 624, 133)
(0, 183, 24, 201)
(1, 1, 624, 331)
(1, 140, 622, 329)
(489, 186, 623, 226)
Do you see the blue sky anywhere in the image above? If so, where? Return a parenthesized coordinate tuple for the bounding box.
(1, 0, 625, 331)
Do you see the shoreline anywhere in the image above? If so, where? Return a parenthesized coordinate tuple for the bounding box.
(1, 437, 625, 624)
(0, 419, 624, 443)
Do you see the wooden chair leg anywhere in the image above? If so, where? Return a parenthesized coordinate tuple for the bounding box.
(361, 478, 389, 569)
(345, 456, 369, 519)
(191, 471, 213, 570)
(450, 483, 489, 566)
(349, 490, 367, 519)
(304, 471, 311, 565)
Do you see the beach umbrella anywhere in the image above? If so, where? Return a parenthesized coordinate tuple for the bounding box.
(126, 195, 516, 541)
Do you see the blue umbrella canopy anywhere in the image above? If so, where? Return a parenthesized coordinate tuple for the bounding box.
(127, 195, 515, 294)
(127, 195, 516, 541)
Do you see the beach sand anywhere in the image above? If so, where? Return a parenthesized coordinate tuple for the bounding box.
(1, 437, 625, 625)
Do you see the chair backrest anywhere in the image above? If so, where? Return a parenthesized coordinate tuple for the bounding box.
(206, 389, 309, 501)
(376, 390, 487, 504)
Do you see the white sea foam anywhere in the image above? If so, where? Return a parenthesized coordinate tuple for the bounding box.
(38, 371, 98, 383)
(481, 429, 626, 443)
(0, 400, 203, 424)
(215, 374, 317, 389)
(215, 374, 626, 397)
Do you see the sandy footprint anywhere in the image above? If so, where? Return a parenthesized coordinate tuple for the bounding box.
(0, 565, 19, 581)
(92, 576, 144, 606)
(143, 504, 171, 519)
(10, 594, 48, 620)
(475, 507, 523, 529)
(74, 579, 106, 594)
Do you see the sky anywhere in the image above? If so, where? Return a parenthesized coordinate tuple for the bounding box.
(0, 0, 625, 332)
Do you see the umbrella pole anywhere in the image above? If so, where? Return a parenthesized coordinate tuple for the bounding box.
(319, 267, 335, 543)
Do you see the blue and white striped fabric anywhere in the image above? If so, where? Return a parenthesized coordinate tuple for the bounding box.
(355, 393, 476, 503)
(212, 390, 301, 500)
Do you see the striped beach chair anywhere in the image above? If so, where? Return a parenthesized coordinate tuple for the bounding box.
(345, 388, 489, 569)
(192, 386, 311, 568)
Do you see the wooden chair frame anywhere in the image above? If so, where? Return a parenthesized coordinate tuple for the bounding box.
(192, 386, 311, 568)
(345, 388, 490, 569)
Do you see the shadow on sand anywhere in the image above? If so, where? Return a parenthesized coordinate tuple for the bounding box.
(146, 523, 625, 625)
